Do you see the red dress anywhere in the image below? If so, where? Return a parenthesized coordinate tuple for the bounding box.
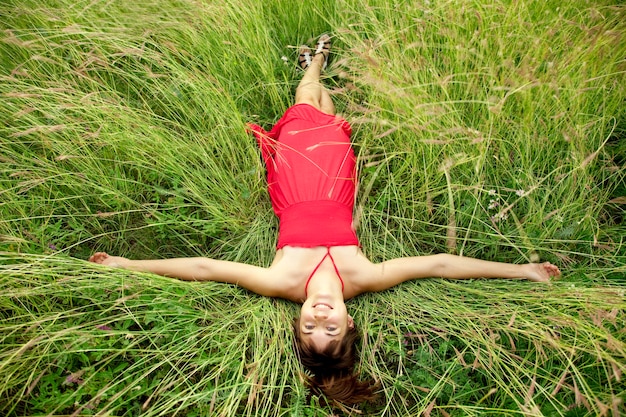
(249, 104, 359, 249)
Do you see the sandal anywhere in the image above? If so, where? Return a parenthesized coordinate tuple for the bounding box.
(314, 33, 331, 71)
(298, 45, 312, 71)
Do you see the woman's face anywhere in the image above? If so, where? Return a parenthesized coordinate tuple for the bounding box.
(299, 294, 354, 351)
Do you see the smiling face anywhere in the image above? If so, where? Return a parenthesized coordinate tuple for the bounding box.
(299, 295, 354, 351)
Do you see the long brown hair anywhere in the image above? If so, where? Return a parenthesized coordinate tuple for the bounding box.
(292, 318, 378, 405)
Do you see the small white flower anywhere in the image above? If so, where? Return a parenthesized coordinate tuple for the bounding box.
(515, 189, 525, 197)
(492, 211, 509, 223)
(488, 189, 497, 196)
(281, 56, 289, 65)
(488, 199, 499, 210)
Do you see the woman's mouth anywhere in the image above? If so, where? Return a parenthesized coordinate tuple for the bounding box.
(313, 303, 333, 310)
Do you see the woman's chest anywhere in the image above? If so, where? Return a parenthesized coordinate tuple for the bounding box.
(270, 246, 374, 301)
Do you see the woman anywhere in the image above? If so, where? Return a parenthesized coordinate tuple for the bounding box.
(89, 34, 561, 405)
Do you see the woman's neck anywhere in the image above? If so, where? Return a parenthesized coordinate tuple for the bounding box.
(305, 269, 345, 301)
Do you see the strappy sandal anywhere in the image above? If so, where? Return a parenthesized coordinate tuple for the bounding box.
(314, 33, 331, 71)
(298, 45, 312, 71)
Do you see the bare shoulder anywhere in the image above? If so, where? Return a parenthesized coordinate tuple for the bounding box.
(263, 249, 310, 302)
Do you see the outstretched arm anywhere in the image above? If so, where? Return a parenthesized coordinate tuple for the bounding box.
(362, 253, 560, 292)
(88, 252, 279, 297)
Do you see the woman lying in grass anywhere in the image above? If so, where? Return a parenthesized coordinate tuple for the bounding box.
(89, 34, 560, 405)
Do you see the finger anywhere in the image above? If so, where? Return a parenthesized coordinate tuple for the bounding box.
(89, 252, 107, 263)
(548, 263, 561, 277)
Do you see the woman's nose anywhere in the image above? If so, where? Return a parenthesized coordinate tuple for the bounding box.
(314, 311, 328, 319)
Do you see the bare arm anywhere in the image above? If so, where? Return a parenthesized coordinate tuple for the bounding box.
(362, 253, 560, 292)
(88, 252, 279, 297)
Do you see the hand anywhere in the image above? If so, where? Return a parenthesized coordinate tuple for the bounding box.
(524, 262, 561, 283)
(88, 252, 130, 269)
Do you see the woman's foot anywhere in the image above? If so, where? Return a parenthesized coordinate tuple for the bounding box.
(314, 34, 331, 71)
(298, 45, 312, 71)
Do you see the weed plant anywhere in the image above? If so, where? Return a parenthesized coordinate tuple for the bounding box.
(1, 0, 624, 415)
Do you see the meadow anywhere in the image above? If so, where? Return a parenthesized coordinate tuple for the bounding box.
(1, 0, 624, 415)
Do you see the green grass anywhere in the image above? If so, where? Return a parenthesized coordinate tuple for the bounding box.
(1, 0, 625, 415)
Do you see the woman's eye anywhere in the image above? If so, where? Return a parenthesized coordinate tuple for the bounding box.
(326, 326, 337, 332)
(305, 324, 315, 330)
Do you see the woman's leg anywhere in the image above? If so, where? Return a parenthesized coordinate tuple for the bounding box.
(294, 53, 325, 110)
(319, 85, 335, 115)
(294, 35, 334, 115)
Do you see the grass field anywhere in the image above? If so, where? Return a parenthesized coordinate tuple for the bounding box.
(1, 0, 625, 415)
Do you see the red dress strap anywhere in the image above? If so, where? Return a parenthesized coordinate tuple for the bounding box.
(304, 248, 345, 297)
